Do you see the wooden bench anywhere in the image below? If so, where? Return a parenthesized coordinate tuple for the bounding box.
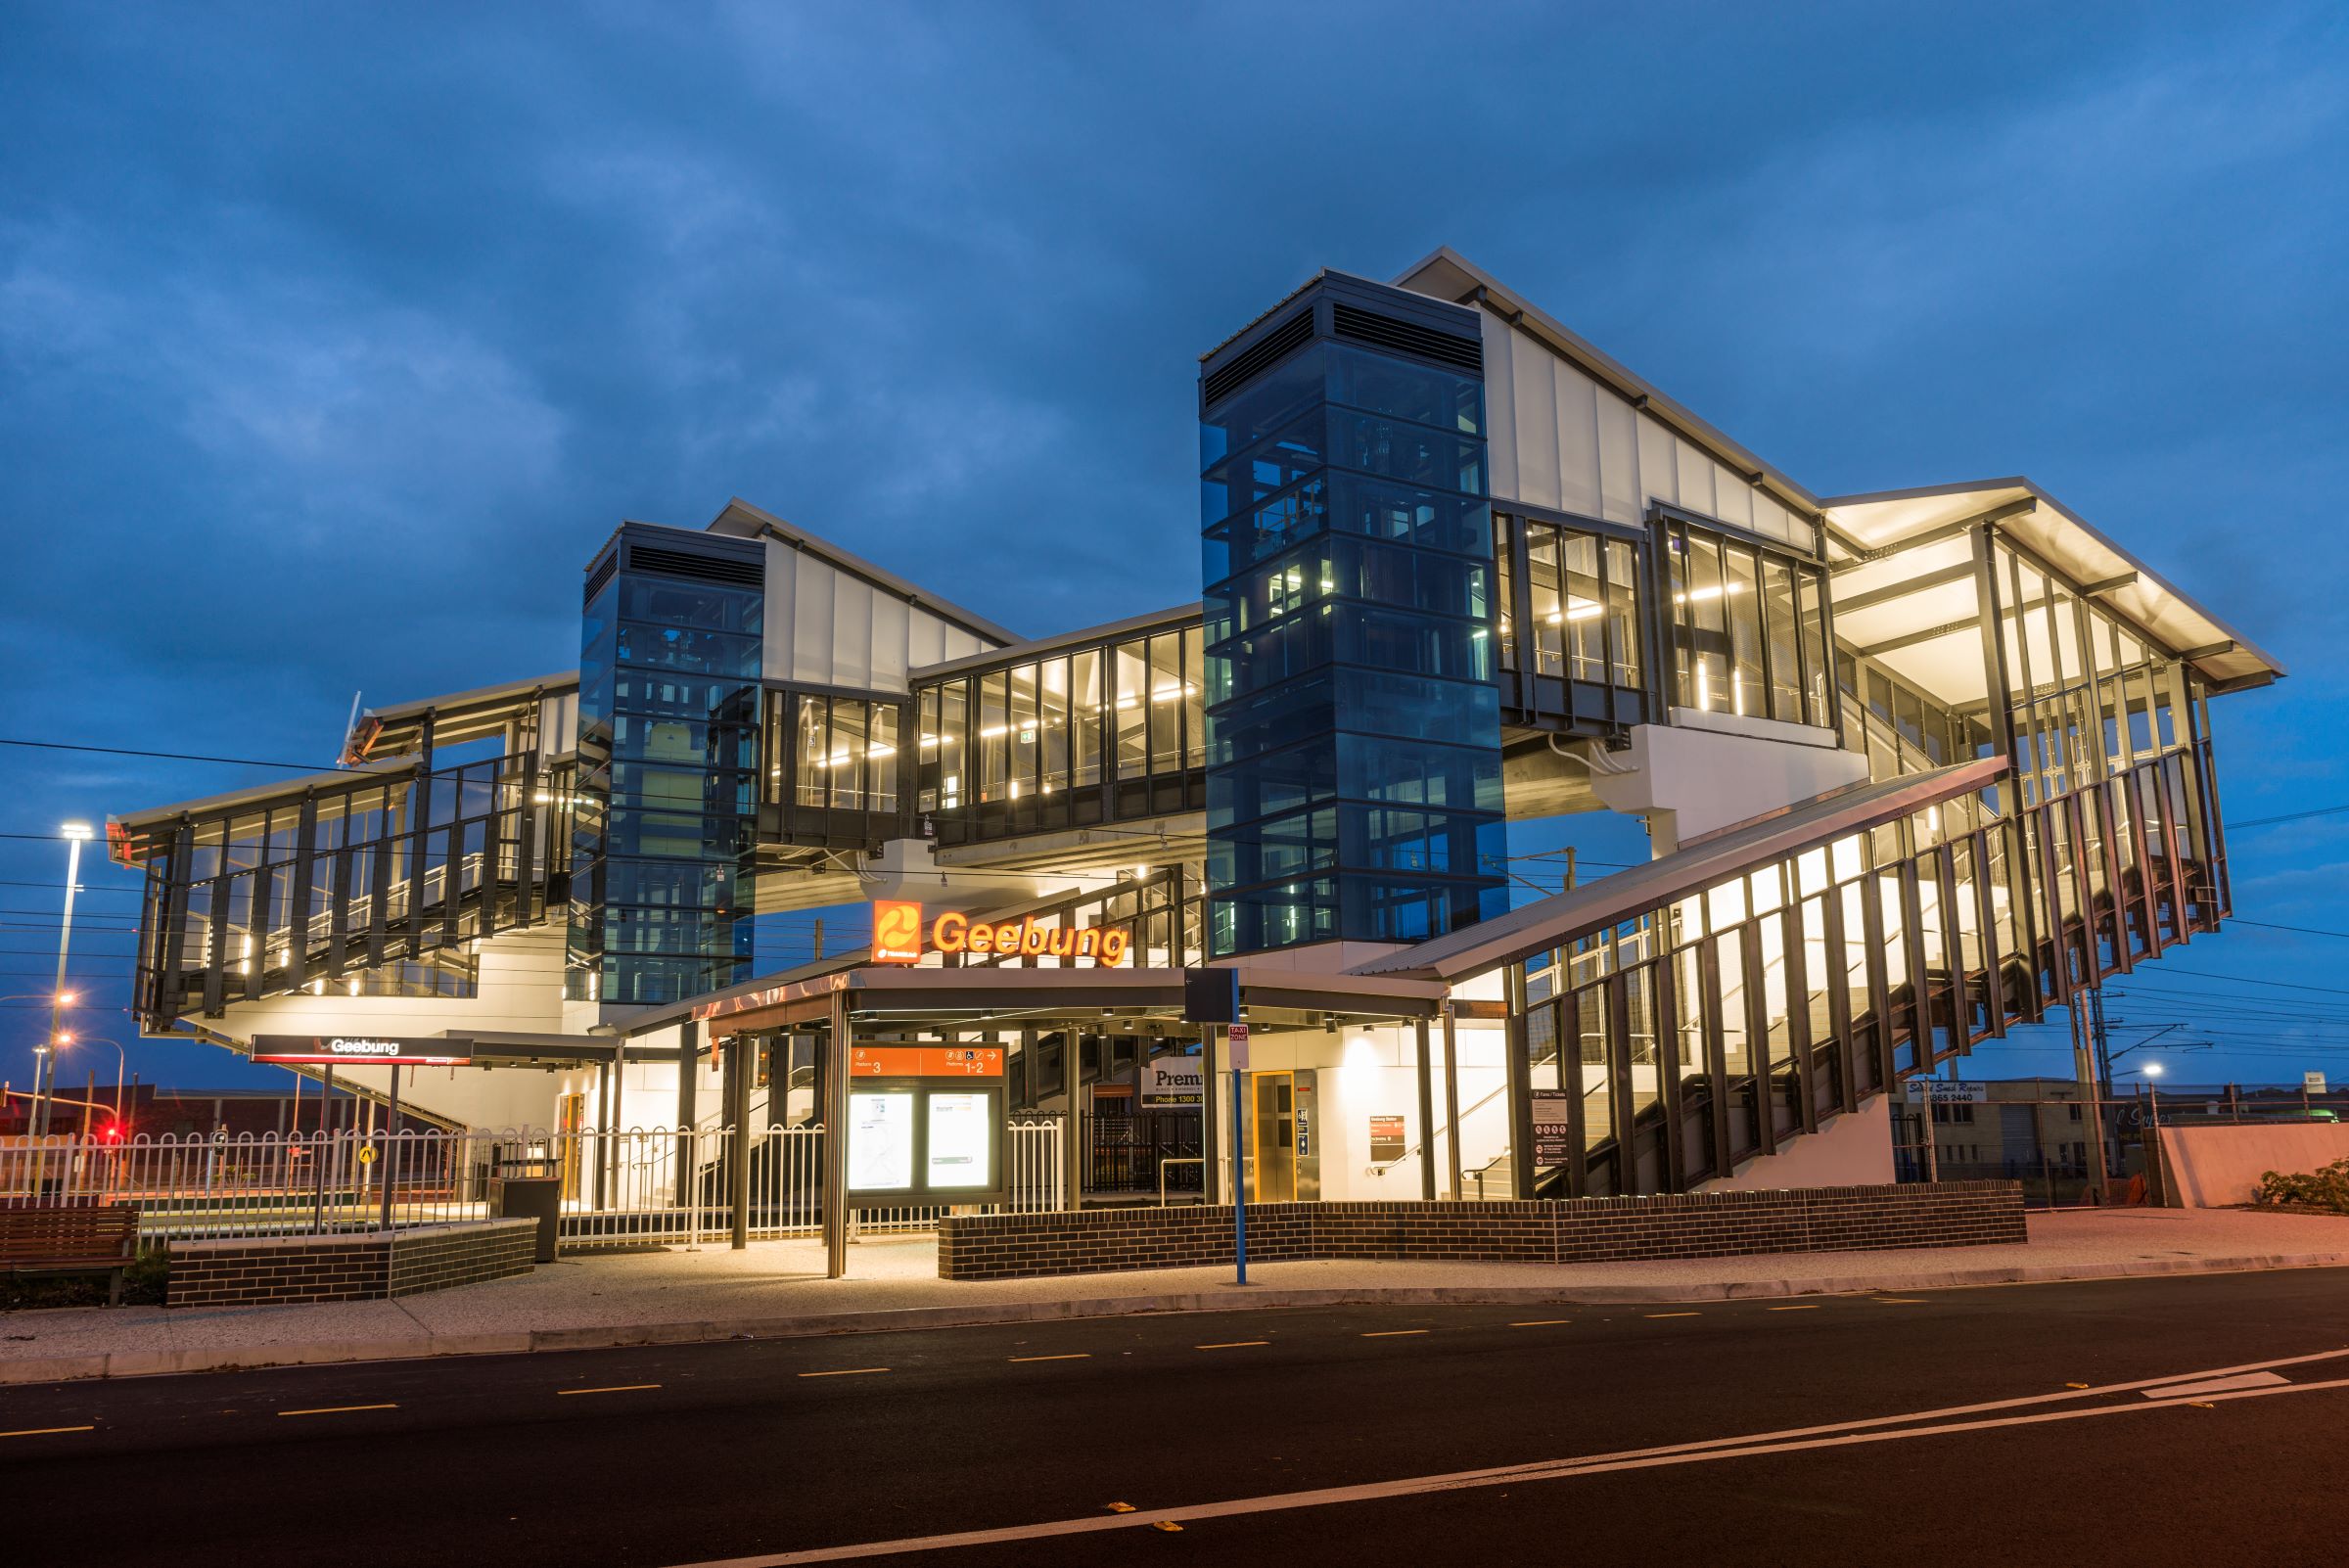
(0, 1204, 139, 1305)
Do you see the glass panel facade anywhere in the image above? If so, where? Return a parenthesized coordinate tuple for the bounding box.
(1661, 517, 1830, 725)
(911, 616, 1206, 845)
(569, 537, 762, 1006)
(1201, 285, 1507, 956)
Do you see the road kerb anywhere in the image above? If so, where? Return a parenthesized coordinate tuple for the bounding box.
(1, 1249, 2343, 1387)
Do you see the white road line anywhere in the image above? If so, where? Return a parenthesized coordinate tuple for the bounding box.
(656, 1371, 2349, 1566)
(652, 1345, 2349, 1568)
(2141, 1370, 2289, 1400)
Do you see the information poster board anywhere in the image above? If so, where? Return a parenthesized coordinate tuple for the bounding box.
(849, 1090, 915, 1191)
(842, 1052, 1007, 1206)
(1531, 1089, 1573, 1167)
(926, 1092, 994, 1190)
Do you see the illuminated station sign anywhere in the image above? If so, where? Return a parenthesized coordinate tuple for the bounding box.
(867, 900, 1130, 967)
(251, 1035, 473, 1067)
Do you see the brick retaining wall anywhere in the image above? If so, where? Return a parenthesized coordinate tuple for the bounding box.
(938, 1181, 2025, 1281)
(169, 1219, 538, 1308)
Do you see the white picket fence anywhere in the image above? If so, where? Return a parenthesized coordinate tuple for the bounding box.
(0, 1117, 1067, 1256)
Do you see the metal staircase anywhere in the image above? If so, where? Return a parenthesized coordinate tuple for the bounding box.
(1359, 736, 2231, 1200)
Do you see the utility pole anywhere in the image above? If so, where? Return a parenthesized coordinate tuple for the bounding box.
(2071, 1004, 2112, 1200)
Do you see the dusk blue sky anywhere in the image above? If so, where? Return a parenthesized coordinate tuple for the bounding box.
(4, 2, 2346, 1103)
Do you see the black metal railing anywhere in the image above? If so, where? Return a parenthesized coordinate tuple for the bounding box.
(1506, 740, 2227, 1198)
(127, 753, 574, 1028)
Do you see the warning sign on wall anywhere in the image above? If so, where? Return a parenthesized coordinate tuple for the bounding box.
(1531, 1089, 1572, 1166)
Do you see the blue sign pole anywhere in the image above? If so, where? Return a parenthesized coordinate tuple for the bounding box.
(1228, 1022, 1248, 1284)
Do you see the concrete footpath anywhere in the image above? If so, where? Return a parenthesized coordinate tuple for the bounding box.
(6, 1207, 2347, 1386)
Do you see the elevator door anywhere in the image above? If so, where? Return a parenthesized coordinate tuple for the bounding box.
(1248, 1072, 1296, 1203)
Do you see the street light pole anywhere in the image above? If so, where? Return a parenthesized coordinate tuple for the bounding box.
(32, 822, 93, 1140)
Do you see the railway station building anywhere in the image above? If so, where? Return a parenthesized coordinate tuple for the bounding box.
(109, 247, 2277, 1231)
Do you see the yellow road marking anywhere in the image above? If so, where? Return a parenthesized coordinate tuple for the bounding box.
(1010, 1354, 1090, 1363)
(1361, 1329, 1428, 1338)
(1645, 1313, 1700, 1319)
(1, 1425, 94, 1439)
(1766, 1305, 1821, 1312)
(1873, 1298, 1928, 1305)
(559, 1383, 662, 1396)
(1510, 1318, 1572, 1327)
(277, 1404, 396, 1417)
(1197, 1341, 1268, 1350)
(798, 1367, 890, 1378)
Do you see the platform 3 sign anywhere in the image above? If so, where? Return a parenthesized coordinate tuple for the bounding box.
(252, 1035, 473, 1067)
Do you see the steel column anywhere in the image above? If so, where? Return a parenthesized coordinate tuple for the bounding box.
(822, 999, 851, 1276)
(1441, 1003, 1463, 1201)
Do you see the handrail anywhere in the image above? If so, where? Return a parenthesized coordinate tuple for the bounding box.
(1158, 1155, 1205, 1207)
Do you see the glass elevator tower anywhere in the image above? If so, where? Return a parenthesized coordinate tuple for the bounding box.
(1199, 273, 1508, 957)
(569, 524, 764, 1005)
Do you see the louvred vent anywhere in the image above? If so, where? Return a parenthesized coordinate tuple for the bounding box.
(1202, 309, 1314, 410)
(1331, 302, 1481, 373)
(625, 544, 763, 589)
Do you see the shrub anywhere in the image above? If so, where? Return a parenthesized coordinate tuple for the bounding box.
(124, 1251, 170, 1306)
(2256, 1157, 2349, 1213)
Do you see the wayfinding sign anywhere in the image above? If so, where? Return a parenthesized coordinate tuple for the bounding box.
(843, 1042, 1007, 1205)
(252, 1035, 472, 1067)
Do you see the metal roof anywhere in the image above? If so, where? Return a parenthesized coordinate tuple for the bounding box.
(705, 496, 1022, 647)
(1392, 246, 1825, 528)
(1819, 478, 2284, 693)
(344, 670, 578, 764)
(911, 602, 1202, 681)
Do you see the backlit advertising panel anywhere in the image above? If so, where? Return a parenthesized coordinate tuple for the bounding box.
(926, 1092, 993, 1189)
(848, 1090, 915, 1191)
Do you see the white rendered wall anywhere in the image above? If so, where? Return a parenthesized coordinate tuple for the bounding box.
(761, 539, 997, 694)
(1479, 315, 1812, 551)
(1205, 1021, 1511, 1203)
(1589, 719, 1869, 855)
(1697, 1094, 1895, 1191)
(194, 927, 573, 1130)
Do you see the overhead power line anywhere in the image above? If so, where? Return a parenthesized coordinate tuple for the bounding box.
(0, 736, 359, 775)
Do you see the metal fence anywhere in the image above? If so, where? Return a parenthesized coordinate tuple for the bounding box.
(0, 1115, 1067, 1257)
(1082, 1110, 1202, 1196)
(1889, 1082, 2349, 1207)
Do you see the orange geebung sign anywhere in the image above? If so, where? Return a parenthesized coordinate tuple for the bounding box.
(866, 901, 1130, 967)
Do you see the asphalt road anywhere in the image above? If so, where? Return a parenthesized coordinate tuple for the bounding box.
(7, 1269, 2349, 1567)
